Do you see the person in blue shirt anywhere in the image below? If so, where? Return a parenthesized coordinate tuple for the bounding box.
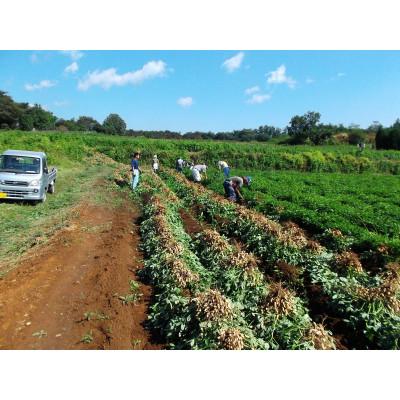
(223, 176, 252, 203)
(131, 152, 141, 190)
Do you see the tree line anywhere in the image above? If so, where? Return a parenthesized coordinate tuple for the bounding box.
(1, 90, 399, 149)
(0, 91, 126, 135)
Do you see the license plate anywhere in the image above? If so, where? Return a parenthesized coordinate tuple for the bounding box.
(0, 192, 7, 199)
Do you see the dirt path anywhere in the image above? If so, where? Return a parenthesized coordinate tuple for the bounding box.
(0, 185, 162, 350)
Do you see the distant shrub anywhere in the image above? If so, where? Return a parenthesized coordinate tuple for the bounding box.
(348, 131, 364, 145)
(333, 133, 349, 144)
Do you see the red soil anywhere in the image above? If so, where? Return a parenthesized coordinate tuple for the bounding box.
(0, 189, 162, 350)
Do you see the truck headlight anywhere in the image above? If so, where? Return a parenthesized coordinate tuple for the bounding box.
(0, 180, 5, 185)
(29, 180, 40, 187)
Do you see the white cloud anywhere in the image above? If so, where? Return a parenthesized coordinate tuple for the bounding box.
(246, 93, 271, 104)
(25, 80, 57, 91)
(266, 65, 296, 88)
(65, 62, 79, 73)
(222, 52, 244, 73)
(306, 78, 315, 84)
(30, 53, 38, 63)
(177, 97, 193, 107)
(61, 50, 84, 60)
(78, 60, 167, 91)
(331, 72, 346, 81)
(54, 100, 69, 107)
(245, 86, 260, 95)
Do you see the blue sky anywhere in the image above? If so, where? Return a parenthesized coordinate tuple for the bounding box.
(1, 50, 400, 131)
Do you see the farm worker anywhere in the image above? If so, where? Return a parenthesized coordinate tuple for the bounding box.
(223, 176, 252, 203)
(193, 164, 207, 180)
(176, 158, 184, 173)
(190, 165, 202, 183)
(223, 179, 237, 202)
(218, 160, 230, 178)
(131, 152, 141, 190)
(152, 155, 159, 174)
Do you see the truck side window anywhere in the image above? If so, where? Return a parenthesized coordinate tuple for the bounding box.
(42, 158, 48, 173)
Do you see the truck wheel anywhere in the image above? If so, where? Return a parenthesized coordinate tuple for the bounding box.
(48, 183, 55, 194)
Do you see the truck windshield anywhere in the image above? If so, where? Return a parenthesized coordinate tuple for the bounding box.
(0, 155, 41, 174)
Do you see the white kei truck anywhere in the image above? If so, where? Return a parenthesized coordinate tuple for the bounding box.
(0, 149, 57, 204)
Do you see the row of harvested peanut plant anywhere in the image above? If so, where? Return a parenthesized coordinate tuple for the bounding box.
(126, 167, 400, 349)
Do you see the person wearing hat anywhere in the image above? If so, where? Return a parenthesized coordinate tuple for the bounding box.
(152, 155, 160, 174)
(223, 176, 251, 203)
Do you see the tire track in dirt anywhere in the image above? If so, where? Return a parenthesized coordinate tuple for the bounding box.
(0, 185, 162, 350)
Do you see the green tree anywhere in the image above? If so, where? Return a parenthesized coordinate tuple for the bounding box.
(376, 119, 400, 150)
(19, 113, 34, 131)
(0, 91, 24, 129)
(368, 121, 382, 132)
(287, 111, 321, 144)
(76, 116, 101, 131)
(348, 131, 364, 145)
(27, 105, 57, 130)
(103, 113, 127, 135)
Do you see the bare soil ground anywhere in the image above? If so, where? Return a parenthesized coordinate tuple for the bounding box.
(0, 183, 162, 350)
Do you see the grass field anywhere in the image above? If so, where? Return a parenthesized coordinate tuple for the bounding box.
(1, 130, 399, 260)
(1, 130, 400, 173)
(0, 164, 114, 274)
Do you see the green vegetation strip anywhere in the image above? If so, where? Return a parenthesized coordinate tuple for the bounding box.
(2, 131, 400, 174)
(204, 168, 400, 257)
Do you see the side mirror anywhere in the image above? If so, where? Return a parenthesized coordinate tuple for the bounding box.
(44, 167, 48, 174)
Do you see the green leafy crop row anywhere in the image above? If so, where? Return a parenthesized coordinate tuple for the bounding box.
(203, 168, 400, 257)
(162, 169, 400, 349)
(137, 172, 335, 349)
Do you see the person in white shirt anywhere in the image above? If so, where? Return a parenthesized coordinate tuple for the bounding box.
(176, 158, 184, 173)
(191, 166, 202, 182)
(152, 155, 159, 174)
(218, 160, 230, 178)
(193, 164, 207, 179)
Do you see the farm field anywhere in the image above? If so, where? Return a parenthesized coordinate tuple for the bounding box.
(203, 168, 400, 258)
(0, 131, 399, 349)
(2, 130, 400, 173)
(145, 169, 400, 349)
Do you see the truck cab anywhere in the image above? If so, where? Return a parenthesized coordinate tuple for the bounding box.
(0, 150, 57, 203)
